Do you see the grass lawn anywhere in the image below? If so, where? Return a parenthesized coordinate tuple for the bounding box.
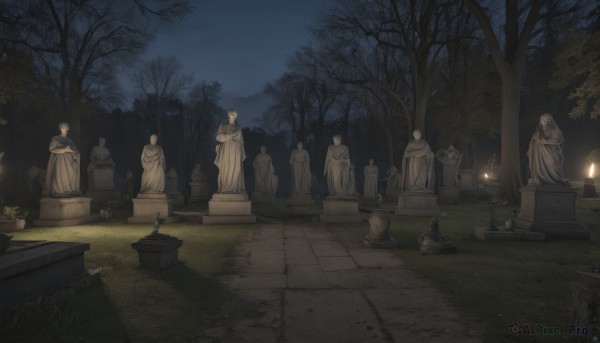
(1, 209, 247, 342)
(333, 196, 600, 342)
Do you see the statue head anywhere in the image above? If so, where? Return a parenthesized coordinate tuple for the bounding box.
(412, 130, 422, 140)
(540, 113, 554, 127)
(332, 135, 342, 146)
(99, 137, 106, 147)
(369, 158, 374, 165)
(58, 122, 69, 136)
(227, 109, 238, 124)
(150, 134, 158, 145)
(194, 163, 201, 170)
(260, 146, 266, 154)
(297, 142, 303, 150)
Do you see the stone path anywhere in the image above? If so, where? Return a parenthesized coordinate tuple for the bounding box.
(211, 221, 481, 343)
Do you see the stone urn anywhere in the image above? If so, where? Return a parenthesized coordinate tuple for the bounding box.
(364, 209, 396, 248)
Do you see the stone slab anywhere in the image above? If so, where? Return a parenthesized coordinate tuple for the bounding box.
(317, 256, 357, 271)
(515, 185, 589, 240)
(325, 268, 428, 290)
(348, 249, 404, 268)
(310, 240, 349, 257)
(284, 289, 387, 343)
(473, 227, 546, 241)
(395, 192, 441, 217)
(287, 264, 330, 289)
(246, 258, 285, 274)
(285, 246, 319, 265)
(459, 169, 476, 191)
(228, 273, 287, 289)
(0, 241, 89, 308)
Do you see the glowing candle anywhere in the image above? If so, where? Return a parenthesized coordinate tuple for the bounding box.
(589, 163, 595, 178)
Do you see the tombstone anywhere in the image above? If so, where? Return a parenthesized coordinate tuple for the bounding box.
(436, 145, 461, 204)
(35, 122, 98, 227)
(203, 110, 256, 224)
(189, 163, 209, 201)
(395, 130, 440, 216)
(319, 135, 363, 223)
(131, 213, 183, 269)
(128, 134, 180, 224)
(515, 113, 589, 239)
(86, 137, 119, 206)
(364, 209, 396, 248)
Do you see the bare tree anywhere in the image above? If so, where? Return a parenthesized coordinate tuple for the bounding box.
(464, 0, 580, 203)
(0, 0, 191, 145)
(131, 55, 193, 143)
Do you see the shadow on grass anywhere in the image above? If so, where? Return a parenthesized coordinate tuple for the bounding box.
(0, 281, 129, 343)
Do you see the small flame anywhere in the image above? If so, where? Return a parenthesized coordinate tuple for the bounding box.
(590, 163, 595, 178)
(484, 173, 489, 179)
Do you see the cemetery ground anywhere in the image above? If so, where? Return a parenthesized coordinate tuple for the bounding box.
(0, 194, 599, 342)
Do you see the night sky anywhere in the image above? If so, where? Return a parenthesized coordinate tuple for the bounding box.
(133, 0, 333, 126)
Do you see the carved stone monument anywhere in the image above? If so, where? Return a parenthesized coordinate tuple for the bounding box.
(361, 159, 379, 208)
(85, 137, 119, 206)
(287, 142, 316, 209)
(319, 135, 363, 223)
(128, 134, 180, 224)
(418, 217, 457, 255)
(131, 213, 183, 269)
(515, 113, 589, 239)
(35, 122, 98, 226)
(203, 110, 255, 224)
(252, 146, 278, 203)
(364, 209, 396, 248)
(395, 130, 440, 216)
(189, 163, 209, 201)
(436, 145, 461, 204)
(165, 168, 184, 208)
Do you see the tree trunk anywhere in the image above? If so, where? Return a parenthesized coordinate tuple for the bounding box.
(413, 74, 428, 134)
(496, 72, 523, 203)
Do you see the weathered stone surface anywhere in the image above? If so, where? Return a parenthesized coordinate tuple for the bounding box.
(35, 197, 98, 227)
(287, 264, 330, 289)
(395, 192, 441, 217)
(128, 193, 180, 224)
(319, 199, 364, 223)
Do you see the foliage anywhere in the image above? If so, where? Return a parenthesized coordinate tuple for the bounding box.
(0, 205, 26, 220)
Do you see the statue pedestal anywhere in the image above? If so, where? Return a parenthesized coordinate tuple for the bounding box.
(202, 193, 256, 224)
(319, 198, 363, 223)
(131, 233, 183, 269)
(34, 197, 99, 227)
(168, 192, 185, 208)
(128, 193, 180, 224)
(438, 186, 459, 204)
(459, 169, 476, 190)
(251, 192, 275, 204)
(359, 196, 379, 210)
(189, 182, 209, 202)
(395, 192, 441, 217)
(515, 185, 589, 240)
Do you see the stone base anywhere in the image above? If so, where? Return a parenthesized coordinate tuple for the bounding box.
(515, 185, 589, 240)
(360, 197, 380, 209)
(383, 189, 399, 202)
(128, 193, 180, 224)
(583, 178, 597, 198)
(474, 227, 546, 241)
(252, 192, 275, 203)
(0, 241, 89, 308)
(85, 189, 119, 208)
(35, 197, 99, 227)
(438, 186, 459, 205)
(131, 233, 183, 269)
(189, 182, 210, 202)
(395, 192, 441, 217)
(202, 193, 256, 224)
(459, 169, 476, 191)
(319, 199, 363, 223)
(169, 192, 185, 208)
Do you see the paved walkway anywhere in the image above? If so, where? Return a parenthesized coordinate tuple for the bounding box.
(211, 221, 481, 343)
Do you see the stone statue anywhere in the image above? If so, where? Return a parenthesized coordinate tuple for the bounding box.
(165, 168, 179, 194)
(436, 145, 462, 187)
(253, 146, 278, 195)
(289, 142, 311, 195)
(400, 130, 434, 192)
(87, 137, 116, 191)
(418, 217, 456, 255)
(527, 113, 569, 186)
(384, 166, 401, 200)
(363, 159, 378, 197)
(324, 135, 355, 198)
(191, 163, 207, 183)
(152, 212, 161, 234)
(214, 110, 246, 194)
(140, 134, 166, 193)
(45, 122, 81, 197)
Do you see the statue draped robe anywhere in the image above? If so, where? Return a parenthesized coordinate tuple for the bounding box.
(290, 149, 311, 194)
(527, 123, 568, 186)
(214, 123, 246, 193)
(401, 139, 435, 192)
(46, 135, 80, 197)
(324, 144, 353, 197)
(253, 153, 277, 195)
(140, 144, 165, 193)
(363, 165, 378, 197)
